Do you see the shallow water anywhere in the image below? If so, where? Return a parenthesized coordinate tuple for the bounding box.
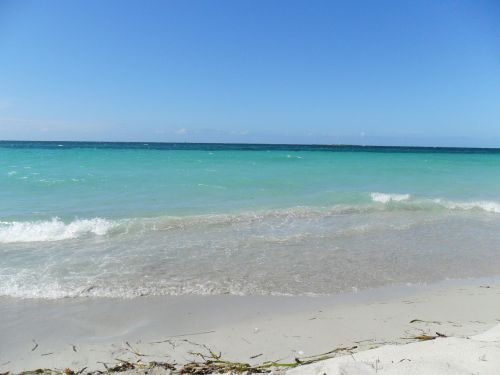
(1, 141, 500, 298)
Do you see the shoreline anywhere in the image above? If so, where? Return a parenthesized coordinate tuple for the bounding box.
(2, 277, 500, 373)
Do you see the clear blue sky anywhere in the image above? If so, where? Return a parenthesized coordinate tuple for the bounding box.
(1, 0, 499, 146)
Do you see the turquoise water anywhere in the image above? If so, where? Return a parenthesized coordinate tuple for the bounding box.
(2, 141, 500, 298)
(3, 142, 500, 220)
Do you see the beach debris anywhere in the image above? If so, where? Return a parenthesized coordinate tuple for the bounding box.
(104, 359, 135, 372)
(125, 341, 148, 357)
(8, 342, 367, 374)
(241, 337, 252, 344)
(150, 331, 215, 343)
(12, 345, 352, 375)
(16, 370, 59, 375)
(353, 339, 375, 344)
(94, 359, 175, 373)
(409, 319, 442, 324)
(402, 331, 447, 341)
(294, 345, 357, 363)
(97, 361, 110, 370)
(150, 338, 178, 350)
(183, 343, 357, 374)
(409, 334, 436, 341)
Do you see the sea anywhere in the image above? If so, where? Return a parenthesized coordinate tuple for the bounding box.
(1, 141, 500, 299)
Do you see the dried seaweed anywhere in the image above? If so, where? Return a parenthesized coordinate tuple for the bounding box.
(402, 331, 447, 341)
(15, 342, 358, 375)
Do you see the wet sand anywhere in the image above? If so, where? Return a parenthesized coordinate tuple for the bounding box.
(1, 278, 500, 373)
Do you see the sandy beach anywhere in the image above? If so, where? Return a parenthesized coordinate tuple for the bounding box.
(3, 0, 500, 373)
(2, 278, 500, 374)
(3, 146, 500, 375)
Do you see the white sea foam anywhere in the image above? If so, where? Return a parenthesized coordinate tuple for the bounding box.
(2, 197, 500, 245)
(370, 192, 411, 203)
(371, 192, 500, 214)
(3, 198, 500, 299)
(0, 217, 116, 243)
(435, 199, 500, 214)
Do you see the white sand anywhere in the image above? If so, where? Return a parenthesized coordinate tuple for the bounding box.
(1, 280, 500, 373)
(287, 324, 500, 375)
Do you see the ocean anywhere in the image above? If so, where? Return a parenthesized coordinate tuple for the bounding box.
(1, 141, 500, 299)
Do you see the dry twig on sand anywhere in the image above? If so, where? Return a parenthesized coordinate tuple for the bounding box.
(14, 342, 359, 375)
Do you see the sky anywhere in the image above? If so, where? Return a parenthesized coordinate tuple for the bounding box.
(0, 0, 500, 146)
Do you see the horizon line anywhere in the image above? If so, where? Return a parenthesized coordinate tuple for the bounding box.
(1, 139, 500, 151)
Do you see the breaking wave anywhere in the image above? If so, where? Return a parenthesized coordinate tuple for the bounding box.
(370, 192, 411, 203)
(436, 199, 500, 214)
(0, 218, 116, 243)
(1, 194, 500, 244)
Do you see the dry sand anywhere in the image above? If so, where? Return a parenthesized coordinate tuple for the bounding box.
(1, 278, 500, 374)
(288, 324, 500, 375)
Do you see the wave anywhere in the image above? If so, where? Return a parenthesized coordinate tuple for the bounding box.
(369, 192, 500, 214)
(435, 199, 500, 214)
(0, 279, 308, 299)
(2, 194, 500, 244)
(370, 192, 411, 203)
(0, 217, 116, 243)
(0, 208, 370, 244)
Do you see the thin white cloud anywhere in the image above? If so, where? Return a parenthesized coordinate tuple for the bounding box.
(176, 128, 187, 135)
